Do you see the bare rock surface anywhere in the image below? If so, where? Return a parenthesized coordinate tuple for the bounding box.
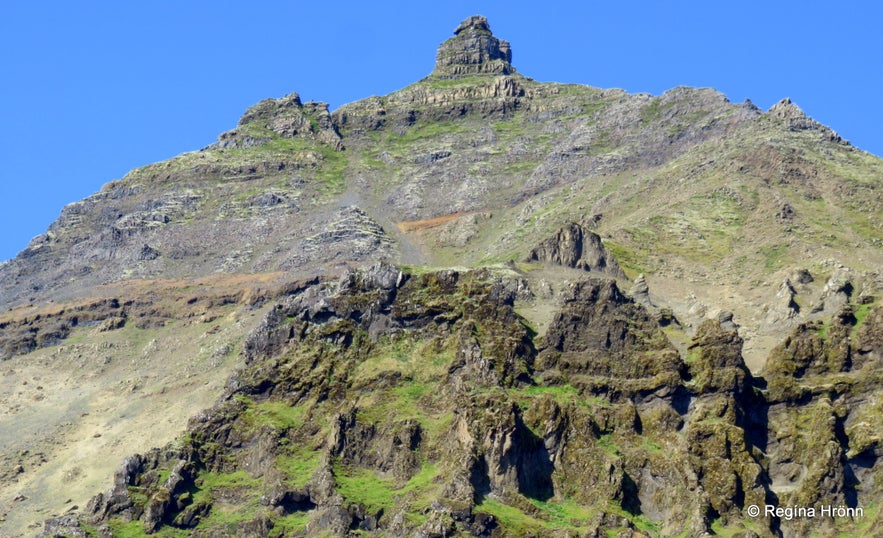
(526, 222, 625, 278)
(433, 15, 514, 77)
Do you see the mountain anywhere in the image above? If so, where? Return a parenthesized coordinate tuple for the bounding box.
(0, 15, 880, 537)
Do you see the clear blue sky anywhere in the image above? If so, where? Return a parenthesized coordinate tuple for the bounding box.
(1, 1, 880, 263)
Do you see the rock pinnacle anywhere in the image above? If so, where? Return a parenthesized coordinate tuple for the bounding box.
(433, 15, 514, 77)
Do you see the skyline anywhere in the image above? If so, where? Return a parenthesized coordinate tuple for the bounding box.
(1, 1, 880, 263)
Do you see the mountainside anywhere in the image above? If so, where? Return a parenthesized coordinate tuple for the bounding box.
(1, 15, 881, 538)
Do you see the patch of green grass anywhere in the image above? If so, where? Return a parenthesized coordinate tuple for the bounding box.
(604, 503, 661, 535)
(476, 497, 550, 534)
(530, 498, 598, 527)
(709, 517, 749, 537)
(243, 399, 308, 431)
(192, 482, 265, 533)
(198, 508, 255, 533)
(360, 153, 389, 170)
(155, 528, 191, 538)
(312, 144, 347, 194)
(661, 325, 688, 348)
(596, 433, 620, 456)
(394, 381, 429, 401)
(603, 241, 645, 278)
(816, 321, 830, 341)
(761, 244, 788, 270)
(851, 501, 881, 537)
(641, 99, 664, 122)
(642, 438, 663, 453)
(81, 524, 101, 538)
(353, 333, 453, 386)
(418, 75, 494, 89)
(520, 384, 578, 398)
(853, 300, 876, 331)
(501, 158, 542, 175)
(387, 119, 471, 147)
(127, 487, 149, 508)
(393, 461, 442, 514)
(191, 470, 261, 505)
(277, 448, 322, 488)
(514, 384, 610, 410)
(333, 460, 439, 516)
(354, 379, 454, 439)
(153, 467, 173, 485)
(107, 520, 148, 538)
(403, 462, 438, 493)
(271, 511, 312, 534)
(106, 520, 191, 538)
(480, 496, 658, 536)
(334, 462, 396, 512)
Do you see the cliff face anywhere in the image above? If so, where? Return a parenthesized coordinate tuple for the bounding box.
(0, 14, 881, 538)
(433, 15, 514, 77)
(43, 263, 883, 537)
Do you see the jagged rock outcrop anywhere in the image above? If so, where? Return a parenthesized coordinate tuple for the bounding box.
(629, 273, 652, 306)
(282, 206, 395, 269)
(39, 515, 88, 538)
(812, 269, 854, 315)
(433, 15, 513, 77)
(538, 279, 682, 390)
(38, 265, 883, 536)
(766, 278, 800, 323)
(765, 299, 881, 383)
(767, 98, 845, 143)
(212, 93, 342, 150)
(683, 319, 768, 527)
(759, 298, 883, 537)
(526, 222, 625, 277)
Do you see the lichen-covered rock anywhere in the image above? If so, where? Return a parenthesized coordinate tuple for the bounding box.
(764, 304, 857, 383)
(538, 278, 682, 389)
(687, 318, 752, 394)
(50, 264, 883, 536)
(853, 301, 883, 368)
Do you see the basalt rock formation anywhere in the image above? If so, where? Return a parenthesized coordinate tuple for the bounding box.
(1, 14, 882, 538)
(433, 15, 514, 77)
(526, 222, 625, 277)
(40, 264, 883, 536)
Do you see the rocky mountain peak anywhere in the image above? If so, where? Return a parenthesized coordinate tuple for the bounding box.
(768, 97, 805, 119)
(454, 14, 491, 35)
(766, 97, 844, 142)
(433, 15, 514, 77)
